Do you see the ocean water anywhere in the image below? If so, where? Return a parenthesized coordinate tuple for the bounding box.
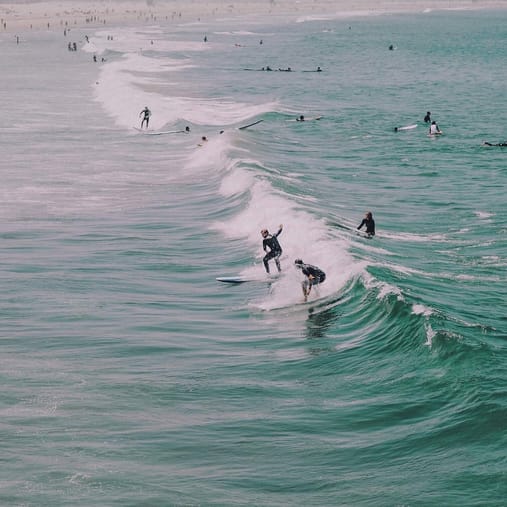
(1, 7, 506, 506)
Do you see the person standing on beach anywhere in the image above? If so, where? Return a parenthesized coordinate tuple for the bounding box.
(139, 106, 151, 129)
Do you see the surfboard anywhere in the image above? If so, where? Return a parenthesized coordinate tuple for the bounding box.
(238, 119, 263, 130)
(287, 116, 323, 122)
(216, 276, 251, 284)
(356, 230, 374, 239)
(133, 127, 187, 135)
(394, 124, 417, 131)
(216, 273, 280, 284)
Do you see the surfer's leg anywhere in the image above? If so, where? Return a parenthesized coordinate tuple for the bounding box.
(263, 254, 270, 274)
(275, 254, 281, 272)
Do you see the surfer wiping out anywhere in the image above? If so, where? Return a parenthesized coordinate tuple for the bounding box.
(294, 259, 326, 302)
(261, 225, 283, 274)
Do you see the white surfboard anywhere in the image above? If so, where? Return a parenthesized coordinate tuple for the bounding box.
(394, 123, 417, 131)
(133, 127, 187, 135)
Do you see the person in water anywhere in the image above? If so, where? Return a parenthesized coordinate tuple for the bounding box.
(357, 211, 375, 237)
(483, 141, 507, 147)
(429, 120, 441, 135)
(424, 111, 431, 123)
(296, 115, 305, 121)
(261, 225, 283, 274)
(139, 106, 151, 129)
(294, 259, 326, 301)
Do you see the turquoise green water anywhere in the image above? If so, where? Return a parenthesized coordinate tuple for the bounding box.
(1, 8, 506, 506)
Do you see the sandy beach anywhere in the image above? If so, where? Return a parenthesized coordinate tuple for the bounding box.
(1, 0, 506, 33)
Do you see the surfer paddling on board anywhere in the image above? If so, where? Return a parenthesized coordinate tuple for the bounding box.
(294, 259, 326, 302)
(261, 225, 283, 274)
(357, 211, 375, 237)
(483, 141, 507, 147)
(139, 106, 151, 129)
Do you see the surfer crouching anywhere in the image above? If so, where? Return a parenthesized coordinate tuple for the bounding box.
(294, 259, 326, 301)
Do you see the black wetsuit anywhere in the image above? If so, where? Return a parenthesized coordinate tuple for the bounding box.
(484, 142, 507, 147)
(301, 264, 326, 285)
(262, 228, 282, 273)
(358, 217, 375, 236)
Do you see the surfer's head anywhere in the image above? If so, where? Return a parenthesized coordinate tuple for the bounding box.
(261, 229, 269, 238)
(294, 259, 303, 268)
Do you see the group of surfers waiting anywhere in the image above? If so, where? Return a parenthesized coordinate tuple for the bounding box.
(424, 111, 442, 135)
(261, 212, 375, 301)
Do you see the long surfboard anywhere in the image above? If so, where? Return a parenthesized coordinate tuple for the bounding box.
(133, 127, 188, 135)
(216, 273, 280, 284)
(394, 124, 417, 131)
(287, 116, 323, 122)
(238, 119, 263, 130)
(216, 276, 251, 284)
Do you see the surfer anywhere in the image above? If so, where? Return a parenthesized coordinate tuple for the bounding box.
(357, 211, 375, 237)
(261, 225, 283, 274)
(294, 259, 326, 301)
(424, 111, 431, 123)
(296, 115, 305, 121)
(483, 141, 507, 147)
(429, 121, 441, 135)
(139, 106, 151, 129)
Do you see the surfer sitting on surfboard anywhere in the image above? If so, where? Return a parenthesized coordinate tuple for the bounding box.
(261, 225, 283, 274)
(357, 211, 375, 237)
(429, 121, 441, 135)
(295, 259, 326, 301)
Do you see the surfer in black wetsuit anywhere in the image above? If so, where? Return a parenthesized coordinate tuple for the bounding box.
(139, 106, 151, 129)
(483, 141, 507, 147)
(294, 259, 326, 301)
(261, 225, 283, 274)
(424, 111, 431, 123)
(357, 211, 375, 237)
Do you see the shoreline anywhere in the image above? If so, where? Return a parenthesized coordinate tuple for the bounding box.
(1, 0, 507, 34)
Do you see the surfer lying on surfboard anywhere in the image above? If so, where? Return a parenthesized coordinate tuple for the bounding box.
(482, 141, 507, 147)
(295, 259, 326, 302)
